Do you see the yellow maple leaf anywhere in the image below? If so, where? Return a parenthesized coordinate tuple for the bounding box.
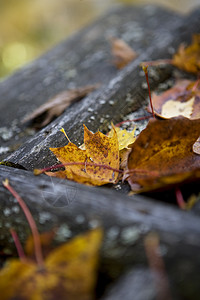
(172, 34, 200, 74)
(108, 125, 136, 151)
(0, 228, 103, 300)
(48, 125, 119, 185)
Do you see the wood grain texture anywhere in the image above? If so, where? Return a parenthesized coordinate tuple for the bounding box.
(0, 5, 185, 164)
(1, 5, 200, 299)
(0, 165, 200, 298)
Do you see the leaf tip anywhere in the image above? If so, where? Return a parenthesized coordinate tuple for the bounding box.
(34, 169, 43, 176)
(142, 65, 148, 73)
(2, 178, 9, 187)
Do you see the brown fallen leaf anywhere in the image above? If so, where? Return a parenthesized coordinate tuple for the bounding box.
(0, 228, 103, 300)
(125, 116, 200, 193)
(110, 37, 137, 69)
(172, 34, 200, 74)
(119, 147, 132, 172)
(141, 34, 200, 75)
(148, 79, 200, 119)
(22, 85, 99, 128)
(47, 125, 120, 185)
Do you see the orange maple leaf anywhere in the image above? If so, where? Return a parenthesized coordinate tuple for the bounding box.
(47, 125, 120, 186)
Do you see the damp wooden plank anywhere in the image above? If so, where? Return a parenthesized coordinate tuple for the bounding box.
(2, 5, 199, 165)
(0, 165, 200, 299)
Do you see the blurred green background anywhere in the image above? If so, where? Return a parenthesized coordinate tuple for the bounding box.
(0, 0, 199, 78)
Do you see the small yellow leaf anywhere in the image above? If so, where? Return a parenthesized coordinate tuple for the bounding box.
(108, 126, 136, 151)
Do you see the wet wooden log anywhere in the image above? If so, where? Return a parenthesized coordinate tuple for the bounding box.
(2, 5, 200, 167)
(102, 268, 156, 300)
(1, 165, 200, 299)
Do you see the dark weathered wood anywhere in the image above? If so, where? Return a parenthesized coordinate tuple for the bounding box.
(1, 5, 200, 300)
(1, 166, 200, 244)
(2, 5, 198, 166)
(1, 165, 200, 299)
(102, 268, 156, 300)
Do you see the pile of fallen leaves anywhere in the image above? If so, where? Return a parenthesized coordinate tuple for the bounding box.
(33, 33, 200, 198)
(35, 116, 200, 195)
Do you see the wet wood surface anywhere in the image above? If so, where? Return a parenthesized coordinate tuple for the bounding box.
(0, 5, 200, 300)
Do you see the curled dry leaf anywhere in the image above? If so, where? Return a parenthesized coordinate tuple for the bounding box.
(0, 228, 103, 300)
(110, 37, 137, 69)
(47, 125, 120, 186)
(172, 34, 200, 74)
(22, 85, 99, 128)
(148, 79, 200, 119)
(125, 117, 200, 193)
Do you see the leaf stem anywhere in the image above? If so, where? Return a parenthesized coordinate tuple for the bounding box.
(114, 115, 151, 127)
(144, 233, 172, 300)
(10, 228, 27, 262)
(175, 187, 186, 210)
(34, 162, 159, 179)
(3, 179, 44, 267)
(141, 59, 173, 67)
(192, 78, 200, 92)
(34, 162, 124, 175)
(142, 65, 155, 118)
(60, 127, 71, 143)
